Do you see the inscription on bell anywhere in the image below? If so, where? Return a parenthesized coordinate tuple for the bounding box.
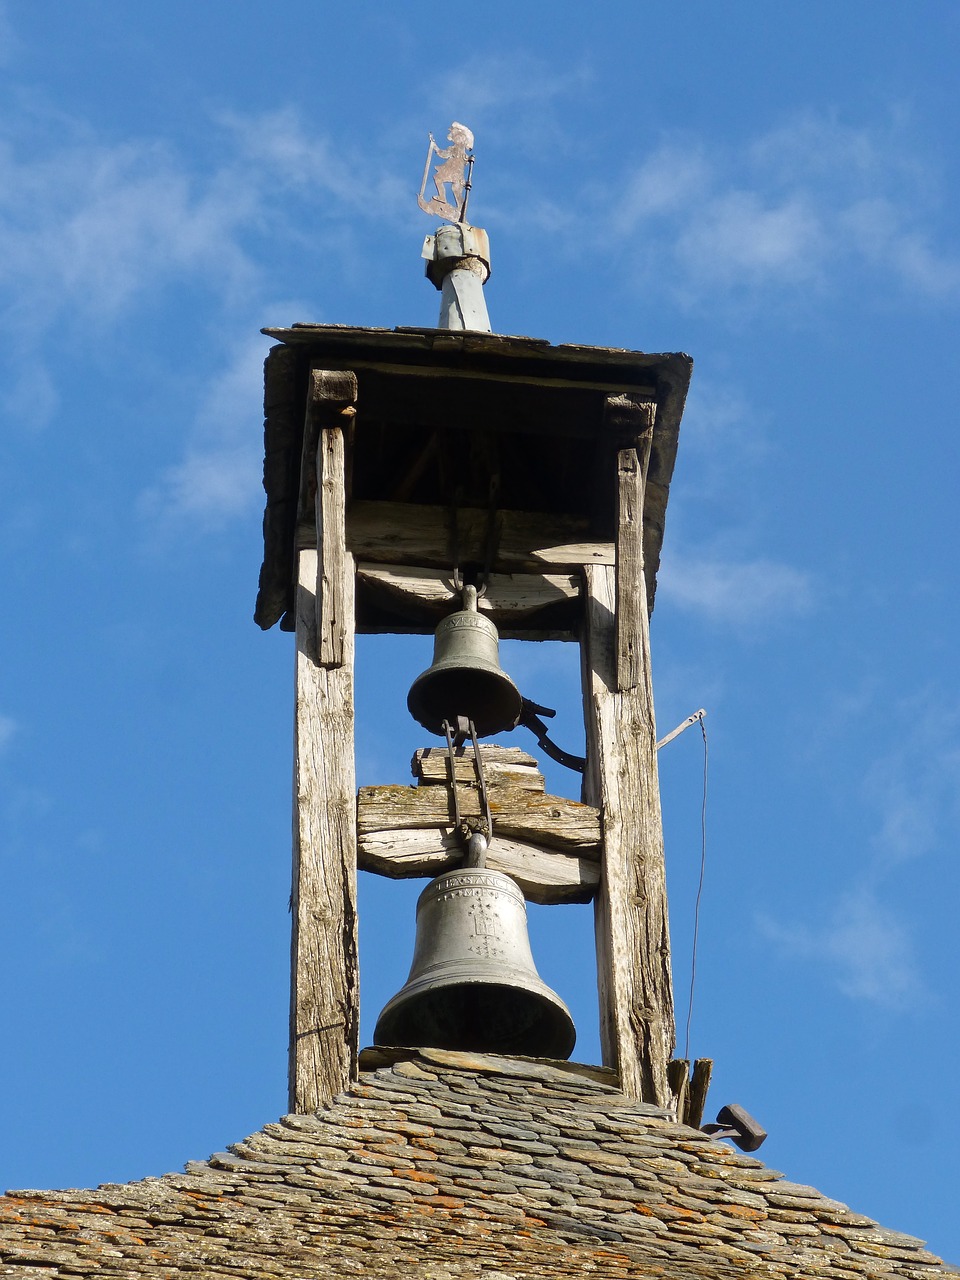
(443, 872, 517, 895)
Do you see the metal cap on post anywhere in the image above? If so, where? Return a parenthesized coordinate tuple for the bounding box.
(422, 223, 491, 331)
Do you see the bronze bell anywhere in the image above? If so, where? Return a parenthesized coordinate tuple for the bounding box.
(374, 865, 576, 1059)
(407, 585, 523, 738)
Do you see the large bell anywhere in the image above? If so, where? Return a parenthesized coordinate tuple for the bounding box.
(407, 585, 523, 738)
(374, 867, 576, 1059)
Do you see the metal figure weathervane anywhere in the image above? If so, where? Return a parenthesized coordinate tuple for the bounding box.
(418, 122, 490, 331)
(418, 122, 475, 223)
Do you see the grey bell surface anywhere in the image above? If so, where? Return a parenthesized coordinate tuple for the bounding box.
(374, 867, 576, 1060)
(407, 589, 523, 738)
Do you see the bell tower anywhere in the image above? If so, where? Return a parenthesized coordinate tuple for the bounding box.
(254, 126, 693, 1116)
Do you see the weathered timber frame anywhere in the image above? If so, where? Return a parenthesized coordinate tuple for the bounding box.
(290, 370, 359, 1113)
(258, 326, 692, 1113)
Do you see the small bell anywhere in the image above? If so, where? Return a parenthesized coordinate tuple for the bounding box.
(374, 864, 576, 1059)
(407, 585, 523, 738)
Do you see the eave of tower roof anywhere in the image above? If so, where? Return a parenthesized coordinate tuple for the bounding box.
(255, 325, 692, 631)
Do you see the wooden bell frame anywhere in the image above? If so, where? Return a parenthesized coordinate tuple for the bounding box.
(255, 325, 692, 1114)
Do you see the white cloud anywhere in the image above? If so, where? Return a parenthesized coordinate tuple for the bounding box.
(0, 134, 259, 334)
(615, 145, 710, 225)
(675, 191, 824, 287)
(758, 888, 925, 1010)
(611, 114, 960, 305)
(140, 329, 273, 528)
(0, 712, 17, 752)
(862, 696, 960, 866)
(430, 53, 591, 121)
(659, 550, 814, 626)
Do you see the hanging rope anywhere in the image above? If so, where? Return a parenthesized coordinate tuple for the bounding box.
(683, 713, 709, 1063)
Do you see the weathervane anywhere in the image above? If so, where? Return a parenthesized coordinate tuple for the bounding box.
(418, 122, 475, 223)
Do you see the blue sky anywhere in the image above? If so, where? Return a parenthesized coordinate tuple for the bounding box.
(1, 0, 959, 1265)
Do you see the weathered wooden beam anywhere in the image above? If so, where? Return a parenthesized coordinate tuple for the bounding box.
(291, 548, 358, 1113)
(356, 563, 580, 629)
(616, 438, 652, 692)
(308, 369, 357, 667)
(299, 501, 615, 572)
(358, 828, 598, 904)
(667, 1058, 689, 1125)
(667, 1057, 713, 1127)
(323, 356, 657, 398)
(581, 562, 674, 1106)
(357, 784, 601, 857)
(412, 744, 543, 791)
(687, 1057, 713, 1129)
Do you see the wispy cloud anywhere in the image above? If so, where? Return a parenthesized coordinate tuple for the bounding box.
(0, 712, 17, 753)
(758, 887, 926, 1010)
(759, 688, 960, 1009)
(139, 329, 275, 529)
(0, 133, 258, 335)
(0, 103, 402, 432)
(430, 52, 592, 123)
(659, 549, 814, 627)
(862, 695, 960, 866)
(609, 114, 960, 306)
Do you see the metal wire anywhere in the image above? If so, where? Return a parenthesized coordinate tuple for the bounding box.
(683, 714, 709, 1064)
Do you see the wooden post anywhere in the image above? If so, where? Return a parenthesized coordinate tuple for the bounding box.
(311, 371, 356, 667)
(289, 372, 359, 1113)
(581, 440, 675, 1105)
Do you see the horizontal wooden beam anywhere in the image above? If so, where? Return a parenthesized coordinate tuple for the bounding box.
(326, 357, 657, 398)
(357, 784, 601, 857)
(356, 563, 580, 629)
(297, 501, 615, 573)
(412, 745, 543, 791)
(358, 828, 598, 905)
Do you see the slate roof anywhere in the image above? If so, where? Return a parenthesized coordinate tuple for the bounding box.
(2, 1048, 955, 1279)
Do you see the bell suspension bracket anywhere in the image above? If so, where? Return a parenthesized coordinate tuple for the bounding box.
(442, 714, 493, 863)
(517, 699, 586, 774)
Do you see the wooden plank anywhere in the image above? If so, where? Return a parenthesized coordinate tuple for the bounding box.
(307, 501, 614, 571)
(688, 1057, 713, 1129)
(356, 563, 580, 628)
(616, 444, 647, 691)
(667, 1058, 689, 1125)
(358, 828, 599, 904)
(291, 548, 358, 1113)
(328, 357, 656, 397)
(308, 370, 356, 667)
(412, 745, 543, 791)
(581, 562, 674, 1105)
(357, 784, 601, 856)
